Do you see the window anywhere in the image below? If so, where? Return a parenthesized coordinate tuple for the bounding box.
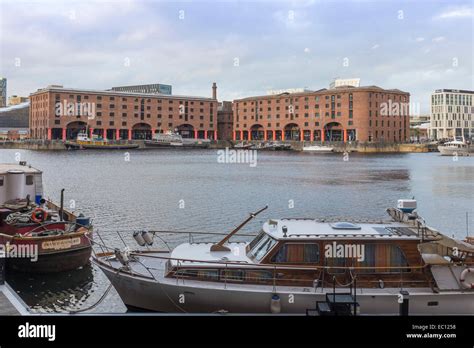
(325, 243, 409, 274)
(220, 269, 244, 282)
(248, 234, 277, 261)
(26, 175, 34, 185)
(0, 176, 4, 186)
(271, 243, 320, 263)
(245, 270, 273, 283)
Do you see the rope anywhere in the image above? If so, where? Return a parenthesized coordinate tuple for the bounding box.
(68, 269, 119, 314)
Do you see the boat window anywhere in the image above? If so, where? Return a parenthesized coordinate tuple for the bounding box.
(248, 234, 277, 261)
(25, 175, 34, 185)
(175, 269, 219, 280)
(175, 269, 198, 278)
(248, 231, 265, 250)
(353, 244, 410, 273)
(197, 269, 219, 280)
(325, 257, 346, 274)
(220, 269, 244, 282)
(245, 270, 273, 283)
(324, 244, 410, 274)
(0, 176, 3, 186)
(271, 243, 320, 263)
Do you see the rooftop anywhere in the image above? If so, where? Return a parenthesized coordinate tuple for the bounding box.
(234, 85, 409, 102)
(30, 86, 214, 101)
(0, 163, 42, 174)
(263, 218, 419, 240)
(0, 101, 29, 113)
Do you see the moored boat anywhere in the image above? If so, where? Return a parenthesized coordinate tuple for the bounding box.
(65, 132, 139, 150)
(437, 137, 472, 156)
(302, 144, 334, 153)
(0, 162, 93, 273)
(145, 131, 210, 148)
(93, 200, 474, 315)
(233, 142, 253, 149)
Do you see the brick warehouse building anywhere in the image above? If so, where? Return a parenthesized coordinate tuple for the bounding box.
(29, 83, 218, 141)
(232, 85, 410, 142)
(217, 101, 233, 141)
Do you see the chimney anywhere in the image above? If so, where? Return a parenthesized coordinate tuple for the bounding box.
(212, 82, 217, 100)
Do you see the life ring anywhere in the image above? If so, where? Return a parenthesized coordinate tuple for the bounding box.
(460, 268, 474, 289)
(31, 208, 48, 223)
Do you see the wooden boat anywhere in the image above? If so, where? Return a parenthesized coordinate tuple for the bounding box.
(0, 163, 93, 273)
(65, 132, 139, 150)
(93, 200, 474, 314)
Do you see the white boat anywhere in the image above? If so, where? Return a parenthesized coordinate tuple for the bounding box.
(234, 142, 252, 149)
(302, 144, 334, 152)
(145, 131, 184, 147)
(438, 137, 472, 156)
(93, 200, 474, 315)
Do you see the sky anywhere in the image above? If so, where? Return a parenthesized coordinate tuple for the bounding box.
(0, 0, 473, 113)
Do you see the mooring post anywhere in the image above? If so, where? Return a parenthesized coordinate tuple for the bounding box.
(0, 253, 5, 285)
(399, 290, 409, 316)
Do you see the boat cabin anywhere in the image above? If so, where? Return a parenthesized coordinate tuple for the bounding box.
(167, 217, 435, 288)
(0, 163, 43, 206)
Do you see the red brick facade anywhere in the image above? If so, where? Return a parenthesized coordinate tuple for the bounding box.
(30, 86, 218, 140)
(217, 101, 233, 141)
(232, 86, 410, 142)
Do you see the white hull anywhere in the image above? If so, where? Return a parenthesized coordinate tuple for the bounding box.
(96, 261, 474, 315)
(438, 145, 472, 156)
(302, 146, 334, 153)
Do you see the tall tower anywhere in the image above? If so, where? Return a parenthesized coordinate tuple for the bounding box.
(212, 82, 217, 100)
(0, 78, 7, 107)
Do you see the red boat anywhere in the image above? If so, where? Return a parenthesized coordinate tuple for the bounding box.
(0, 162, 92, 273)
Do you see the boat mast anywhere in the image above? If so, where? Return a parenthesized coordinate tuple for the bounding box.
(210, 205, 268, 251)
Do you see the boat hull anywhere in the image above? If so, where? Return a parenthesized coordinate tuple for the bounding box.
(96, 260, 474, 315)
(7, 246, 91, 273)
(65, 141, 139, 150)
(0, 230, 92, 273)
(144, 141, 183, 148)
(302, 148, 334, 153)
(438, 146, 471, 156)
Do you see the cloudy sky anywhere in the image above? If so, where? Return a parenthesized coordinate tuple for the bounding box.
(0, 0, 472, 113)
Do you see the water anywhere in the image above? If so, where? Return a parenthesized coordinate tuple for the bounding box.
(1, 149, 473, 313)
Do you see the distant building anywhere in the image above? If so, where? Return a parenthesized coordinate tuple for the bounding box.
(217, 101, 233, 141)
(266, 88, 313, 95)
(430, 89, 474, 140)
(0, 78, 6, 107)
(0, 101, 29, 139)
(233, 83, 410, 143)
(29, 84, 217, 141)
(330, 78, 360, 89)
(409, 114, 430, 141)
(8, 95, 28, 106)
(410, 115, 430, 127)
(110, 83, 172, 95)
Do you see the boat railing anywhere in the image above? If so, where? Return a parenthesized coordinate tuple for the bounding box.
(93, 237, 474, 294)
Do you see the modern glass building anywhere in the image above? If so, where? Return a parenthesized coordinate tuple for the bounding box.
(430, 89, 474, 140)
